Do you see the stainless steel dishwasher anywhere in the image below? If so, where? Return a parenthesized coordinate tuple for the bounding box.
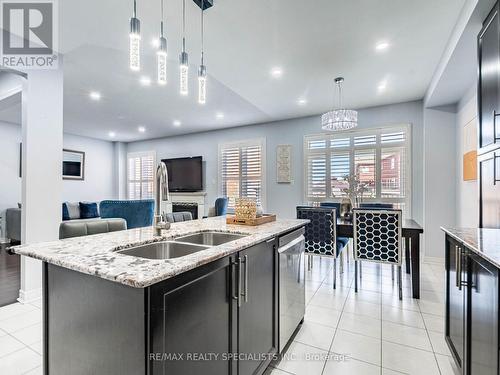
(278, 227, 306, 353)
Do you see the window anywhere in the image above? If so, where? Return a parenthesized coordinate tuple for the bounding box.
(304, 125, 411, 215)
(127, 151, 155, 200)
(219, 139, 266, 209)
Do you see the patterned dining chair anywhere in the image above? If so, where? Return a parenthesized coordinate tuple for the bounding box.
(296, 206, 347, 289)
(353, 208, 403, 300)
(320, 202, 351, 264)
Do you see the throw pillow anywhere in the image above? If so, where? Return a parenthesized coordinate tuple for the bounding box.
(62, 203, 70, 221)
(66, 202, 80, 219)
(79, 202, 99, 219)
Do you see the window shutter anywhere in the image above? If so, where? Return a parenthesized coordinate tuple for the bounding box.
(304, 125, 411, 217)
(331, 152, 350, 197)
(220, 140, 265, 209)
(354, 149, 376, 197)
(306, 154, 327, 198)
(127, 152, 155, 200)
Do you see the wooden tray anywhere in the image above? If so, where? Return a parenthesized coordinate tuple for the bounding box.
(226, 214, 277, 226)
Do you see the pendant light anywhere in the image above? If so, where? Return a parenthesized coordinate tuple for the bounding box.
(321, 77, 358, 131)
(198, 0, 207, 104)
(157, 0, 167, 85)
(129, 0, 141, 71)
(179, 0, 189, 96)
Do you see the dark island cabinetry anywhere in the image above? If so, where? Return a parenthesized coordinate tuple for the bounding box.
(44, 237, 281, 375)
(445, 235, 499, 375)
(148, 238, 277, 375)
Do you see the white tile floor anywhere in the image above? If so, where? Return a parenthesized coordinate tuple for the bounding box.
(267, 255, 461, 375)
(0, 255, 458, 375)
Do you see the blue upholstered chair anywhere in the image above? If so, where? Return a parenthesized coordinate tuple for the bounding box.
(296, 206, 347, 289)
(214, 197, 228, 216)
(99, 199, 155, 229)
(353, 208, 403, 300)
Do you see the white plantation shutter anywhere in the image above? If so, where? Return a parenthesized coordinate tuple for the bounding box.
(304, 125, 412, 217)
(127, 152, 155, 200)
(219, 139, 266, 209)
(307, 154, 327, 198)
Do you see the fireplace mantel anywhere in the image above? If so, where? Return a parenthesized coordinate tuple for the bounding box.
(161, 192, 207, 219)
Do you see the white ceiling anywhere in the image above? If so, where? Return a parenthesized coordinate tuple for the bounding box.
(1, 0, 467, 141)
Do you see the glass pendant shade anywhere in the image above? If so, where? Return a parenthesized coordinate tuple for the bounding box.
(179, 50, 189, 95)
(198, 65, 207, 104)
(129, 17, 141, 71)
(157, 36, 167, 85)
(321, 77, 358, 131)
(321, 109, 358, 131)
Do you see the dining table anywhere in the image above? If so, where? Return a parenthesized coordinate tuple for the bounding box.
(336, 218, 424, 299)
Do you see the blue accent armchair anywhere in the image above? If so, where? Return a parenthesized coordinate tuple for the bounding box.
(99, 199, 155, 229)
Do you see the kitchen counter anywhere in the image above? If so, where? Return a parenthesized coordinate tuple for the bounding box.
(13, 216, 308, 288)
(441, 226, 500, 268)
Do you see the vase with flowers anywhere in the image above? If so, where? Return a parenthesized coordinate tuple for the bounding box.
(340, 173, 371, 215)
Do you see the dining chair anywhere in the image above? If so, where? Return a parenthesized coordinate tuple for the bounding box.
(319, 202, 351, 264)
(353, 208, 403, 300)
(296, 206, 347, 289)
(359, 203, 394, 210)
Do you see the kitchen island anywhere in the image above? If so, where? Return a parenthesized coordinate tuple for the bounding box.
(14, 217, 308, 375)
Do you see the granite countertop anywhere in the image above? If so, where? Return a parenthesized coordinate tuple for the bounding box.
(13, 217, 308, 288)
(441, 227, 500, 267)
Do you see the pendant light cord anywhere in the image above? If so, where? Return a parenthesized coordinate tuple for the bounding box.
(201, 0, 204, 64)
(160, 0, 164, 36)
(338, 81, 342, 110)
(182, 0, 186, 52)
(133, 0, 137, 17)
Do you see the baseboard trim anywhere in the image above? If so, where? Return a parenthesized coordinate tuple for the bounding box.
(17, 288, 42, 304)
(423, 256, 444, 265)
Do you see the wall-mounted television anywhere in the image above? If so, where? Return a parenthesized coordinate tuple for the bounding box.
(162, 156, 203, 192)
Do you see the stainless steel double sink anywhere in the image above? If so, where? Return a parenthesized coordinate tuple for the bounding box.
(117, 232, 247, 260)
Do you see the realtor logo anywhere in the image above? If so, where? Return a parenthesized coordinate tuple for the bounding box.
(1, 0, 58, 69)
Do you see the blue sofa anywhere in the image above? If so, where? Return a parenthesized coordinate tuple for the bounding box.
(99, 199, 155, 229)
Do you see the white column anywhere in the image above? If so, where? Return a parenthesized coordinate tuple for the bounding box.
(19, 68, 63, 303)
(113, 142, 127, 199)
(422, 106, 457, 262)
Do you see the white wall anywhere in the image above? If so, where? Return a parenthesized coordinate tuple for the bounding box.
(423, 106, 457, 260)
(62, 134, 116, 202)
(0, 123, 116, 206)
(456, 86, 479, 228)
(127, 100, 424, 222)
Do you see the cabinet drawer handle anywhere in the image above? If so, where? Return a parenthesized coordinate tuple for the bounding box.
(237, 257, 243, 307)
(457, 246, 462, 291)
(494, 153, 500, 185)
(494, 110, 500, 143)
(455, 245, 459, 288)
(244, 255, 248, 303)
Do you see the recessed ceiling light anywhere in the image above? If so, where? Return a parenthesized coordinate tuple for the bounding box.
(89, 91, 101, 101)
(173, 120, 181, 127)
(270, 67, 283, 78)
(108, 131, 116, 138)
(216, 112, 225, 119)
(139, 76, 152, 86)
(151, 38, 160, 48)
(375, 41, 390, 52)
(138, 126, 146, 133)
(298, 98, 307, 105)
(378, 81, 387, 92)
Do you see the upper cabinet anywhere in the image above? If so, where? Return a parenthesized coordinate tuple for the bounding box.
(479, 3, 500, 153)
